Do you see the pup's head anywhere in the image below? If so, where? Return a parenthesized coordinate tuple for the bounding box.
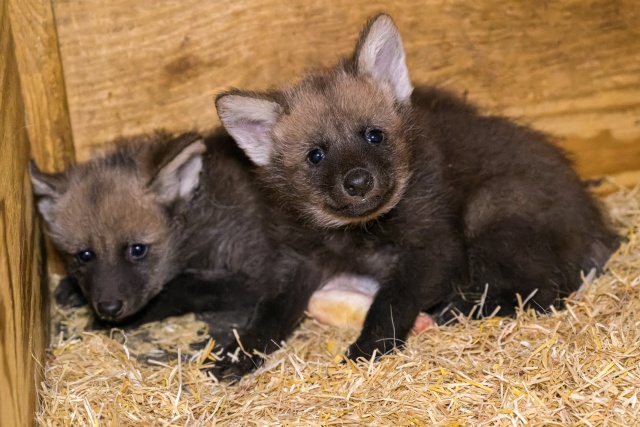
(217, 14, 414, 228)
(30, 132, 206, 322)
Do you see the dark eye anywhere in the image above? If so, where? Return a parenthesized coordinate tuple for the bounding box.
(76, 250, 94, 263)
(365, 129, 384, 144)
(307, 148, 325, 165)
(127, 244, 148, 261)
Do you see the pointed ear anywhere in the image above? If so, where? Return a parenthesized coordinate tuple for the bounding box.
(148, 134, 207, 205)
(29, 160, 68, 224)
(216, 92, 282, 166)
(355, 14, 412, 103)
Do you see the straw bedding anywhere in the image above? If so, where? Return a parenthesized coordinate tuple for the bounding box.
(36, 183, 640, 426)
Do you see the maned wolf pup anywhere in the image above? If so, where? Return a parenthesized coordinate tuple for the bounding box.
(30, 130, 323, 377)
(216, 14, 619, 361)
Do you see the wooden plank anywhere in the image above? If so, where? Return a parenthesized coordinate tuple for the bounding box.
(9, 0, 75, 172)
(52, 0, 640, 180)
(9, 0, 75, 275)
(0, 1, 48, 426)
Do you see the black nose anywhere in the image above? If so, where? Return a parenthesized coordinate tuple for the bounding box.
(343, 168, 374, 197)
(97, 300, 124, 318)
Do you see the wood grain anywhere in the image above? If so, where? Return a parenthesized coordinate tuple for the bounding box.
(52, 0, 640, 181)
(9, 0, 76, 276)
(9, 0, 75, 172)
(0, 1, 48, 426)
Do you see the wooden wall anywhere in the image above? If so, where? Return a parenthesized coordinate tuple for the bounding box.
(9, 0, 75, 173)
(2, 0, 73, 424)
(52, 0, 640, 180)
(0, 1, 48, 426)
(10, 0, 77, 278)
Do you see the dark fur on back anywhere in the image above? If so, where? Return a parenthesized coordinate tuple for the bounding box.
(216, 14, 619, 362)
(411, 87, 618, 317)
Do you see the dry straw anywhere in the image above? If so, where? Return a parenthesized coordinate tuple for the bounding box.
(37, 183, 640, 426)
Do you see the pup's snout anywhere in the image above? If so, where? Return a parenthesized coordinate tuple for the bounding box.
(343, 168, 374, 197)
(97, 300, 124, 318)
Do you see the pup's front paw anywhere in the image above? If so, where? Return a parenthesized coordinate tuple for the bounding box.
(345, 337, 401, 362)
(205, 352, 264, 382)
(345, 342, 376, 362)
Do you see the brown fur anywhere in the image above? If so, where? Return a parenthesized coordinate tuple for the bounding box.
(217, 14, 620, 362)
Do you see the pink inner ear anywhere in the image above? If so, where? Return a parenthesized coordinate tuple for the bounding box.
(358, 18, 412, 103)
(176, 156, 202, 199)
(374, 42, 397, 80)
(376, 38, 412, 102)
(243, 120, 272, 139)
(229, 120, 274, 166)
(217, 94, 282, 166)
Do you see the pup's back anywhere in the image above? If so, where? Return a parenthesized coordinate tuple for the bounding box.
(177, 131, 274, 278)
(411, 86, 619, 318)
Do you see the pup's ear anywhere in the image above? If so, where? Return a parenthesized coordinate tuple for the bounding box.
(147, 133, 207, 205)
(29, 161, 68, 224)
(216, 92, 283, 166)
(354, 14, 412, 104)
